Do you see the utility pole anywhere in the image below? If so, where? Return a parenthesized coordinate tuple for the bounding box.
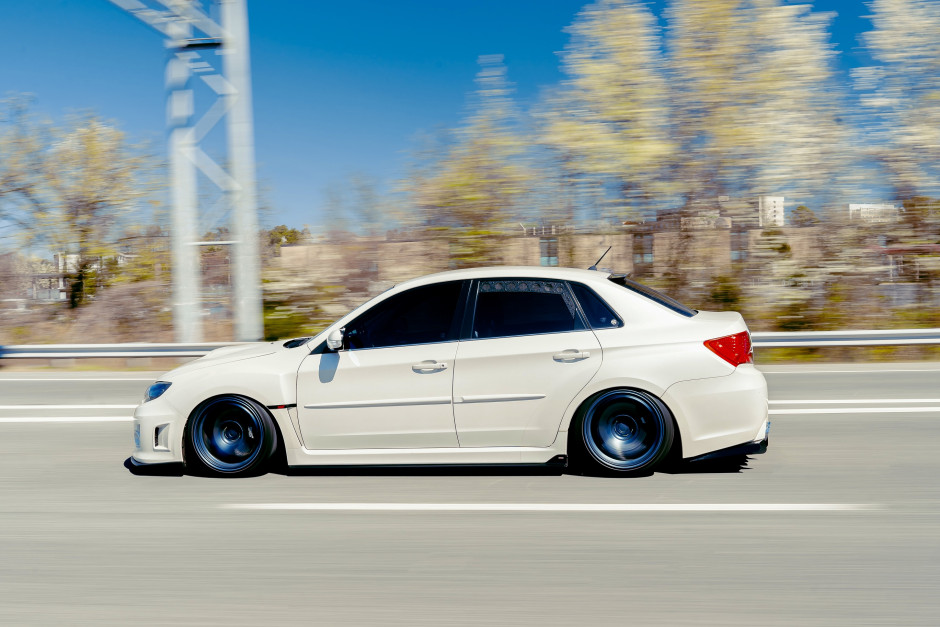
(109, 0, 263, 341)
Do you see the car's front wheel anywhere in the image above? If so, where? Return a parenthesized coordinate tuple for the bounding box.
(576, 389, 674, 475)
(185, 395, 277, 477)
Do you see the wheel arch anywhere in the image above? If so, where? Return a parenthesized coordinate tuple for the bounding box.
(558, 379, 689, 459)
(181, 392, 288, 471)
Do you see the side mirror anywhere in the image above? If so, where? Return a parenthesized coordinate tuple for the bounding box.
(326, 327, 345, 351)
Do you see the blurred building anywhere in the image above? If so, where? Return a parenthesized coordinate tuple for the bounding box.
(758, 196, 785, 227)
(848, 203, 900, 223)
(277, 211, 826, 292)
(0, 252, 59, 304)
(277, 230, 637, 290)
(276, 192, 831, 292)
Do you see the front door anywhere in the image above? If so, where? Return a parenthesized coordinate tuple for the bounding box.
(297, 280, 465, 450)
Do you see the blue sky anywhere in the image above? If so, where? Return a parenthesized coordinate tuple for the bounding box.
(0, 1, 874, 230)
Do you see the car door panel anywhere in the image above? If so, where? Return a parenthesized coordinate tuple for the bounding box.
(452, 278, 602, 448)
(453, 332, 600, 447)
(297, 343, 458, 449)
(295, 280, 465, 450)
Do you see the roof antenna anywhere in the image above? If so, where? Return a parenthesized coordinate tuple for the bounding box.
(589, 246, 612, 271)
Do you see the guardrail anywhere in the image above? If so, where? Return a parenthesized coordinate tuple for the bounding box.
(1, 329, 939, 359)
(751, 329, 940, 347)
(0, 342, 255, 359)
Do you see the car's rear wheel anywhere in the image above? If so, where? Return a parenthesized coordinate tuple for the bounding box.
(578, 389, 674, 475)
(185, 395, 277, 477)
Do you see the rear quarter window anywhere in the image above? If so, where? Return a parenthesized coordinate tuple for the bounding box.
(569, 282, 622, 329)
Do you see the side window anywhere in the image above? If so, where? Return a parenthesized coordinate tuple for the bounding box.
(570, 282, 622, 329)
(472, 279, 586, 339)
(346, 281, 462, 349)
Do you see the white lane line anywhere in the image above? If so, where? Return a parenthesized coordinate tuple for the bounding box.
(0, 416, 133, 423)
(0, 404, 138, 410)
(770, 407, 940, 415)
(222, 503, 874, 512)
(770, 399, 940, 405)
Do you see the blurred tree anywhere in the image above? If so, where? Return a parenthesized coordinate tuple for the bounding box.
(199, 226, 232, 290)
(112, 223, 170, 284)
(538, 0, 674, 221)
(262, 281, 337, 341)
(405, 55, 532, 267)
(708, 274, 741, 308)
(266, 224, 309, 249)
(668, 0, 847, 209)
(887, 196, 940, 286)
(0, 99, 48, 237)
(347, 174, 387, 236)
(0, 100, 158, 306)
(791, 205, 820, 226)
(662, 0, 850, 309)
(856, 0, 940, 200)
(321, 173, 391, 237)
(853, 4, 940, 314)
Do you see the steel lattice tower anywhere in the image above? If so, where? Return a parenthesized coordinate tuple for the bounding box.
(109, 0, 262, 342)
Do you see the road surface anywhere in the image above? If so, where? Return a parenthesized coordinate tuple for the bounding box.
(0, 364, 938, 625)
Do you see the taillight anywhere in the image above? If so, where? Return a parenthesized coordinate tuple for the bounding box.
(704, 331, 753, 366)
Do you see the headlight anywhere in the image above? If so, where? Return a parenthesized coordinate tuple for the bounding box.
(144, 381, 172, 403)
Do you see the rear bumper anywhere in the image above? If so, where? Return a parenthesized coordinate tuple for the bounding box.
(688, 427, 769, 462)
(663, 364, 769, 459)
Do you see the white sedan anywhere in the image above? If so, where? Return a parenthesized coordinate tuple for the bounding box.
(132, 267, 768, 476)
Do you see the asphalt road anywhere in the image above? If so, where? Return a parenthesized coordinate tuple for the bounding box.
(1, 363, 938, 626)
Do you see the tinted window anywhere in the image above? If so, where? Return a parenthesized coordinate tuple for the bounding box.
(570, 282, 622, 329)
(346, 281, 462, 349)
(472, 279, 586, 339)
(608, 275, 697, 317)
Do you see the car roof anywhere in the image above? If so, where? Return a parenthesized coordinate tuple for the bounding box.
(395, 266, 612, 289)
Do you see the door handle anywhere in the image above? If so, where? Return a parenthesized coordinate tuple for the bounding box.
(553, 349, 590, 362)
(412, 361, 448, 373)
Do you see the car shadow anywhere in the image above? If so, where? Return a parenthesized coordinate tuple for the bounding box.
(124, 455, 752, 478)
(275, 457, 752, 478)
(660, 454, 753, 475)
(123, 457, 185, 477)
(570, 454, 753, 478)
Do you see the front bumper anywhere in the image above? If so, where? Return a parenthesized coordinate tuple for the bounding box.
(131, 397, 185, 465)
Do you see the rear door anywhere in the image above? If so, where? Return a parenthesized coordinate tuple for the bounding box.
(452, 278, 602, 448)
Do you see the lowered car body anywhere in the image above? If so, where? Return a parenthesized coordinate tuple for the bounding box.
(132, 266, 768, 476)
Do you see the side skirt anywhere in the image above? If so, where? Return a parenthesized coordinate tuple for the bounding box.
(285, 446, 566, 468)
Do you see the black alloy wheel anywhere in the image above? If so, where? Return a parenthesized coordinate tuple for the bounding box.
(578, 389, 674, 474)
(186, 395, 277, 476)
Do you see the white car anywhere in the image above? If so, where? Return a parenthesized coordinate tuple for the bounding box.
(132, 267, 768, 476)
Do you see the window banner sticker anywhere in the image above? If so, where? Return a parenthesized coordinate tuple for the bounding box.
(479, 280, 580, 318)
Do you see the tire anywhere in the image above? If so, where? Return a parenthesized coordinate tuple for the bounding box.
(185, 395, 277, 477)
(576, 389, 674, 475)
